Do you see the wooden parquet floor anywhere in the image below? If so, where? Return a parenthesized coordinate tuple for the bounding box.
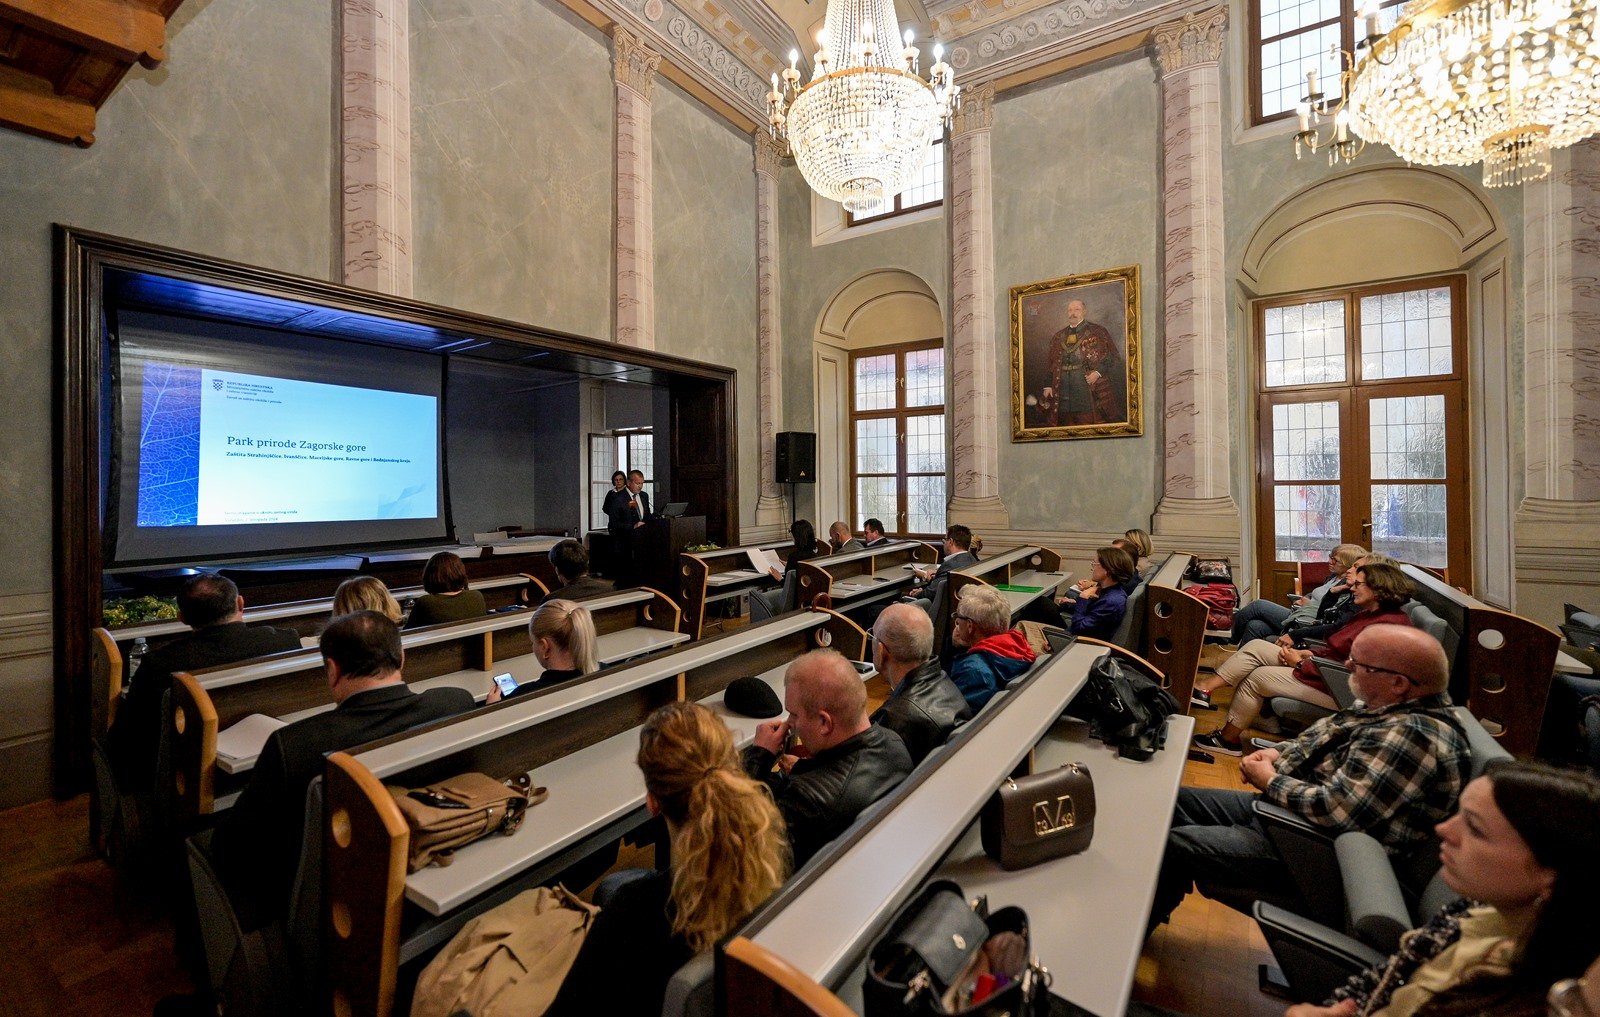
(0, 796, 192, 1017)
(0, 664, 1289, 1017)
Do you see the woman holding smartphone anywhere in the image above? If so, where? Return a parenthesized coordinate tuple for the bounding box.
(485, 599, 597, 702)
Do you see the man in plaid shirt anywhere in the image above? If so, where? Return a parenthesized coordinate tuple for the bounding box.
(1149, 624, 1470, 931)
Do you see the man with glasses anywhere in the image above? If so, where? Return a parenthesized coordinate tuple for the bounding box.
(947, 584, 1036, 711)
(1149, 624, 1470, 932)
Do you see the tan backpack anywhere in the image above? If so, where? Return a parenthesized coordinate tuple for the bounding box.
(411, 884, 599, 1017)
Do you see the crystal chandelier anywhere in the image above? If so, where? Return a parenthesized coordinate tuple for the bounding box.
(1293, 0, 1600, 186)
(767, 0, 958, 214)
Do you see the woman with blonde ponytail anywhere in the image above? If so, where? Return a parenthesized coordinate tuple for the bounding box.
(548, 701, 790, 1015)
(486, 599, 598, 702)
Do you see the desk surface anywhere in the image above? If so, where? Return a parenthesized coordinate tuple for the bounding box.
(1557, 649, 1594, 676)
(925, 713, 1195, 1017)
(1000, 569, 1072, 614)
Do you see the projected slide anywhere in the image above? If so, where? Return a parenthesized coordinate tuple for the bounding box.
(136, 364, 438, 527)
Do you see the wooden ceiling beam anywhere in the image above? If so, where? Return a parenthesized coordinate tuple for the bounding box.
(0, 64, 96, 145)
(0, 0, 169, 69)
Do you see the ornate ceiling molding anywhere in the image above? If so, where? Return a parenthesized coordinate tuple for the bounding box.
(1151, 5, 1226, 74)
(943, 0, 1215, 84)
(600, 0, 773, 119)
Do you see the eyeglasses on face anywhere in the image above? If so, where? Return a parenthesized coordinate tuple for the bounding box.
(952, 613, 976, 624)
(1348, 579, 1369, 590)
(1347, 657, 1417, 685)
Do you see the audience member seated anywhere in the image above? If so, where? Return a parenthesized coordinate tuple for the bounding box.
(1150, 625, 1469, 931)
(546, 538, 614, 601)
(331, 575, 402, 624)
(212, 611, 475, 930)
(868, 604, 972, 764)
(1231, 543, 1366, 646)
(403, 551, 488, 629)
(768, 519, 823, 581)
(828, 520, 862, 553)
(948, 585, 1038, 712)
(1193, 561, 1414, 754)
(486, 599, 598, 703)
(862, 518, 891, 547)
(1032, 539, 1141, 627)
(1123, 527, 1154, 574)
(742, 650, 912, 866)
(1285, 761, 1600, 1017)
(906, 524, 978, 610)
(108, 574, 300, 792)
(547, 702, 789, 1017)
(1065, 545, 1135, 640)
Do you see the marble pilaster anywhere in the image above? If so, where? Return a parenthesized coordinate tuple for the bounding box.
(1515, 138, 1600, 620)
(340, 0, 413, 296)
(1149, 8, 1240, 546)
(948, 82, 1010, 529)
(614, 27, 662, 349)
(754, 133, 789, 526)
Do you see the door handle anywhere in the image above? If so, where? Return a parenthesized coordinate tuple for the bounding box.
(1361, 518, 1372, 539)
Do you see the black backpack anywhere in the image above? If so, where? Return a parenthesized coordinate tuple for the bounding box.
(1070, 655, 1180, 761)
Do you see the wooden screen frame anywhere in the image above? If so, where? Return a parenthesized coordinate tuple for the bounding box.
(53, 225, 737, 795)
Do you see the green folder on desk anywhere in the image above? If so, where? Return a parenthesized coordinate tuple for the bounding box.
(995, 583, 1044, 593)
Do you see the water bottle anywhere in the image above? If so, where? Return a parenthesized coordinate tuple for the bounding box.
(126, 636, 148, 698)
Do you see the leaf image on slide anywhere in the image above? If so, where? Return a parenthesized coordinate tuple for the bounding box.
(137, 363, 203, 527)
(378, 483, 427, 519)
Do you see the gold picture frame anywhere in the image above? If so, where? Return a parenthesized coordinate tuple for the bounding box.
(1010, 265, 1142, 441)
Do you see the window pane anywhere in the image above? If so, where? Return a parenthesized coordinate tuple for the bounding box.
(1369, 395, 1446, 480)
(1370, 483, 1448, 566)
(905, 413, 945, 474)
(1272, 400, 1342, 480)
(1274, 484, 1342, 560)
(904, 348, 945, 408)
(856, 476, 897, 529)
(907, 475, 946, 535)
(589, 435, 616, 530)
(854, 354, 895, 411)
(898, 140, 945, 209)
(1360, 287, 1453, 379)
(1259, 25, 1342, 118)
(854, 418, 897, 474)
(1263, 299, 1346, 386)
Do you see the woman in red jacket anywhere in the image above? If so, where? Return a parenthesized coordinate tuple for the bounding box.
(1193, 561, 1414, 755)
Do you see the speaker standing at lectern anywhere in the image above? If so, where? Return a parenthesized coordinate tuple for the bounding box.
(607, 469, 654, 586)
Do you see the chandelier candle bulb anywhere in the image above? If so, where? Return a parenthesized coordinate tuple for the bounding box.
(1362, 1, 1380, 40)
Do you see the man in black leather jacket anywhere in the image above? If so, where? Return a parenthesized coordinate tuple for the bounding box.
(869, 604, 971, 763)
(743, 649, 913, 866)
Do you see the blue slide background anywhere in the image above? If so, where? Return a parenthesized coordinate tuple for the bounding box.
(195, 368, 438, 526)
(136, 363, 203, 527)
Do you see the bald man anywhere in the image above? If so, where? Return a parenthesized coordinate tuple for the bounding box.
(1149, 624, 1470, 932)
(869, 604, 971, 763)
(743, 650, 913, 865)
(829, 521, 863, 553)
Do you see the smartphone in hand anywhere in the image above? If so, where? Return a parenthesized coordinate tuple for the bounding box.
(492, 672, 518, 697)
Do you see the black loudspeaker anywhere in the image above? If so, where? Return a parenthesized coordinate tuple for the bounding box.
(775, 431, 816, 484)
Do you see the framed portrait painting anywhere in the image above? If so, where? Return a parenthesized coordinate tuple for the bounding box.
(1010, 265, 1142, 441)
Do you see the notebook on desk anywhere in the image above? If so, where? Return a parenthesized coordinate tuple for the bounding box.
(216, 713, 288, 772)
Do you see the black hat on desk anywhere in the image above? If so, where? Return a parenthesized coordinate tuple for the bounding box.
(724, 676, 783, 718)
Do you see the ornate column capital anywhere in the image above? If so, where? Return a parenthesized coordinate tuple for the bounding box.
(951, 81, 995, 137)
(754, 131, 785, 178)
(1152, 6, 1228, 75)
(613, 25, 663, 101)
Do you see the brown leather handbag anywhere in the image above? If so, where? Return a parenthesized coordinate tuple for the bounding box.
(387, 771, 547, 872)
(979, 762, 1095, 871)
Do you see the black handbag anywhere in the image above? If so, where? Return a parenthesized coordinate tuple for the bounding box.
(865, 879, 1051, 1017)
(1068, 655, 1179, 762)
(979, 762, 1095, 870)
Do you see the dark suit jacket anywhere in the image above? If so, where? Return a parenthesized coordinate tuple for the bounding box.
(212, 682, 475, 930)
(548, 575, 616, 602)
(919, 550, 977, 603)
(606, 489, 652, 533)
(109, 621, 302, 791)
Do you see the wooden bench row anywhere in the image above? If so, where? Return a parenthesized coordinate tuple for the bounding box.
(320, 607, 871, 1017)
(163, 587, 683, 823)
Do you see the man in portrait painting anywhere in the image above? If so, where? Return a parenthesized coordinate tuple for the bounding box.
(1042, 298, 1126, 426)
